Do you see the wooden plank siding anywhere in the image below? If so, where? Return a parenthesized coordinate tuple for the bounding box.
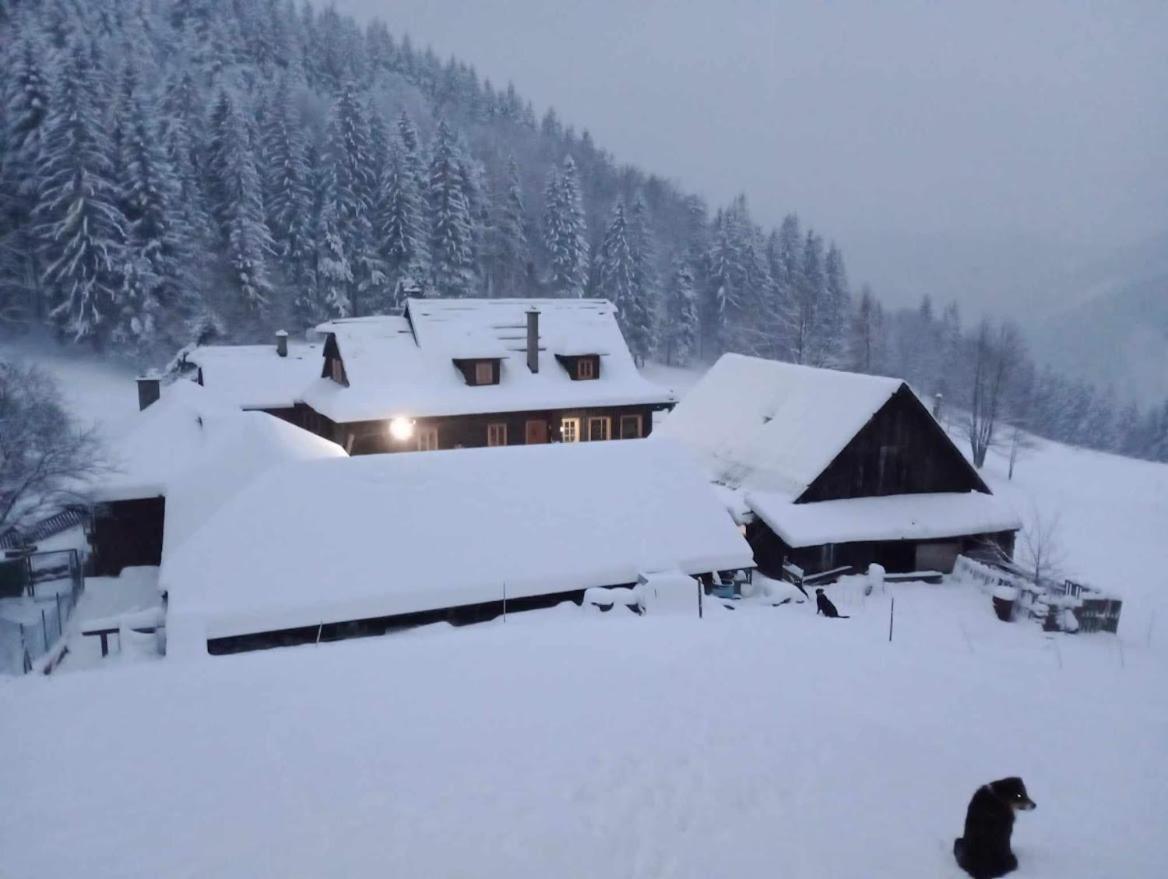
(329, 404, 658, 456)
(799, 384, 988, 503)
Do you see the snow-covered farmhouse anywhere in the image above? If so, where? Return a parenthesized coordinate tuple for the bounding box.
(88, 381, 346, 575)
(656, 354, 1021, 579)
(161, 439, 753, 657)
(180, 298, 675, 455)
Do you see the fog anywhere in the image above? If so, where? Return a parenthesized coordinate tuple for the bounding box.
(331, 0, 1166, 315)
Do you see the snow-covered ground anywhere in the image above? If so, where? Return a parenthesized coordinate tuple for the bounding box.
(1, 354, 1165, 877)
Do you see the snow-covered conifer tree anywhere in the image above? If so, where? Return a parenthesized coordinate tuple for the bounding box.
(542, 155, 588, 297)
(660, 257, 699, 367)
(426, 119, 475, 298)
(207, 89, 275, 315)
(34, 42, 129, 346)
(485, 156, 529, 296)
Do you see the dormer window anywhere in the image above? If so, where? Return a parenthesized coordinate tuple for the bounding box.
(556, 354, 600, 381)
(454, 358, 500, 386)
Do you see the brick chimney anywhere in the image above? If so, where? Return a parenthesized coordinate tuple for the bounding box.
(137, 374, 161, 411)
(275, 329, 288, 358)
(526, 308, 539, 373)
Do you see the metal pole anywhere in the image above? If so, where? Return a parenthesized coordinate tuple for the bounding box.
(888, 597, 895, 643)
(502, 582, 507, 622)
(41, 608, 49, 652)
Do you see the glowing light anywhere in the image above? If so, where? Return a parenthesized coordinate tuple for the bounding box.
(388, 417, 415, 441)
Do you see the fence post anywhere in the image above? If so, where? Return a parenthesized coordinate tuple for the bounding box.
(888, 597, 895, 643)
(41, 608, 49, 652)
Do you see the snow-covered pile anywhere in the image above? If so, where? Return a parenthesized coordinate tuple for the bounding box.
(162, 439, 753, 650)
(303, 298, 673, 423)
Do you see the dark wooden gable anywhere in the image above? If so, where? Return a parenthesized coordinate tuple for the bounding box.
(798, 383, 989, 503)
(321, 333, 349, 386)
(452, 358, 501, 386)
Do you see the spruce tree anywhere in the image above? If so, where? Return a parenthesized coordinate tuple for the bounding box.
(324, 83, 382, 314)
(426, 119, 475, 298)
(819, 242, 851, 368)
(485, 156, 529, 296)
(260, 78, 315, 301)
(543, 155, 588, 297)
(660, 257, 698, 367)
(598, 201, 648, 360)
(794, 230, 825, 364)
(377, 138, 430, 306)
(34, 42, 129, 346)
(207, 89, 275, 315)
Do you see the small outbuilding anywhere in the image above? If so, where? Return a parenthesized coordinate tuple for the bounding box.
(89, 380, 346, 575)
(160, 439, 755, 657)
(655, 354, 1021, 579)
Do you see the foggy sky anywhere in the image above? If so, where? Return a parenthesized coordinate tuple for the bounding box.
(331, 0, 1167, 314)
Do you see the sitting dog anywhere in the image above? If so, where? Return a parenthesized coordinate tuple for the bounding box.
(954, 777, 1036, 879)
(814, 587, 848, 618)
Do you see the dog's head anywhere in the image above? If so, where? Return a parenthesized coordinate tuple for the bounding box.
(815, 588, 825, 595)
(991, 777, 1036, 812)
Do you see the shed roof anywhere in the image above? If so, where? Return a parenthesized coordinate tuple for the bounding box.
(161, 439, 754, 643)
(654, 353, 907, 500)
(746, 491, 1022, 548)
(300, 298, 674, 423)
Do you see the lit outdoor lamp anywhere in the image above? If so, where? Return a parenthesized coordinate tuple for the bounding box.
(388, 417, 415, 442)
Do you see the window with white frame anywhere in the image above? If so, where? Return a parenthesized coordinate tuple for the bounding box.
(587, 416, 610, 441)
(560, 417, 580, 443)
(619, 414, 643, 439)
(417, 426, 439, 451)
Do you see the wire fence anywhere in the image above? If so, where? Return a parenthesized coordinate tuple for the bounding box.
(0, 549, 85, 675)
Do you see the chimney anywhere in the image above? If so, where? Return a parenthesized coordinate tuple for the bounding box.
(137, 374, 161, 411)
(526, 308, 539, 373)
(275, 329, 288, 358)
(932, 392, 944, 419)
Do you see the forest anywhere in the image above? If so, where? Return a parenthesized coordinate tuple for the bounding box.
(0, 0, 1164, 463)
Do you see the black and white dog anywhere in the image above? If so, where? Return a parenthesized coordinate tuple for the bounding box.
(814, 587, 848, 618)
(954, 777, 1036, 879)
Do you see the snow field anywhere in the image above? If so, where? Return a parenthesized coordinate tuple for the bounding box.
(1, 579, 1164, 879)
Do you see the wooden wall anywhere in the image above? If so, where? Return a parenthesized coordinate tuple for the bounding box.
(800, 385, 988, 503)
(89, 497, 165, 576)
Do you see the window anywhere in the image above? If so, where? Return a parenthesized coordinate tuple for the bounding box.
(417, 426, 439, 451)
(619, 414, 643, 439)
(587, 416, 610, 441)
(576, 358, 596, 380)
(560, 417, 580, 443)
(487, 423, 508, 447)
(328, 358, 346, 385)
(474, 361, 494, 385)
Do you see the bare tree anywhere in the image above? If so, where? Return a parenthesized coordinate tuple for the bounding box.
(0, 360, 104, 535)
(966, 319, 1026, 468)
(1018, 504, 1066, 589)
(1006, 423, 1039, 480)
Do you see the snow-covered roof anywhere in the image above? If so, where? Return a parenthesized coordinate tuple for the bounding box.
(161, 439, 754, 642)
(746, 491, 1022, 548)
(91, 380, 346, 552)
(300, 298, 674, 423)
(654, 353, 905, 499)
(183, 340, 323, 410)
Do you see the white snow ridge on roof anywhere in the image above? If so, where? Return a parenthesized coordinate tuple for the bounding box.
(161, 439, 754, 649)
(302, 298, 673, 423)
(746, 491, 1023, 548)
(655, 353, 903, 499)
(183, 340, 324, 410)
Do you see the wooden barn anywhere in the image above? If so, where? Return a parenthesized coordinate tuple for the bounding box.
(159, 439, 755, 657)
(180, 298, 676, 455)
(89, 380, 345, 576)
(656, 353, 1021, 579)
